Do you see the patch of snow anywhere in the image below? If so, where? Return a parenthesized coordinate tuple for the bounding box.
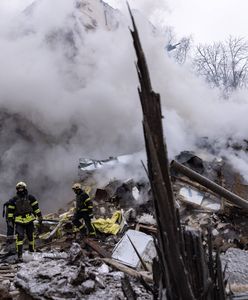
(137, 213, 156, 225)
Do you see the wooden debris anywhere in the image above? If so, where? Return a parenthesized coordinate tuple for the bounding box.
(0, 264, 19, 298)
(121, 275, 137, 300)
(9, 291, 20, 297)
(135, 224, 157, 235)
(128, 5, 195, 299)
(174, 175, 219, 197)
(102, 258, 153, 283)
(84, 238, 111, 258)
(177, 195, 214, 212)
(171, 160, 248, 210)
(36, 236, 70, 250)
(128, 5, 227, 300)
(0, 234, 7, 242)
(127, 235, 149, 271)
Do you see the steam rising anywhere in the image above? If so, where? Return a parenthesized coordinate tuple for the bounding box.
(1, 0, 248, 222)
(0, 0, 142, 214)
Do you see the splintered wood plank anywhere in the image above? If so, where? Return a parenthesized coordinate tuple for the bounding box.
(84, 238, 111, 258)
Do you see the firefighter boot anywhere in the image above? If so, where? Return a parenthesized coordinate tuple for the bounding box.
(29, 245, 34, 252)
(79, 227, 87, 238)
(17, 245, 23, 262)
(88, 223, 97, 238)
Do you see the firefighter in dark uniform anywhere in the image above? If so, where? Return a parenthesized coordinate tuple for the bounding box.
(72, 183, 96, 237)
(2, 200, 15, 247)
(6, 182, 42, 260)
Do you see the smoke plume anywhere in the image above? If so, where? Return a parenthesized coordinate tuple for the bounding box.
(0, 0, 143, 217)
(1, 0, 248, 228)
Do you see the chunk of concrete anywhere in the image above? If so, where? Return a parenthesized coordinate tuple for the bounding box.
(80, 279, 95, 294)
(97, 263, 109, 274)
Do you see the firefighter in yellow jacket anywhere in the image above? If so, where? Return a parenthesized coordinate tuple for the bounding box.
(6, 182, 42, 260)
(72, 183, 96, 237)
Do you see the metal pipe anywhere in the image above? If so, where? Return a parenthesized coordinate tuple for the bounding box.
(171, 160, 248, 210)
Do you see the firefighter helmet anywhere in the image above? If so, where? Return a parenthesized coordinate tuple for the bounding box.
(16, 181, 27, 189)
(72, 183, 82, 190)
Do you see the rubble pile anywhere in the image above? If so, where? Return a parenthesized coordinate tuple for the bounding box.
(0, 150, 248, 298)
(177, 196, 248, 251)
(0, 177, 156, 299)
(0, 4, 248, 299)
(0, 263, 19, 299)
(221, 248, 248, 293)
(14, 243, 152, 300)
(172, 152, 248, 251)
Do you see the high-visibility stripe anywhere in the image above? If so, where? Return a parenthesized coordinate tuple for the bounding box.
(7, 213, 14, 218)
(85, 198, 92, 203)
(80, 209, 88, 211)
(89, 231, 96, 236)
(34, 209, 41, 214)
(16, 240, 24, 246)
(79, 224, 84, 230)
(88, 206, 93, 209)
(15, 214, 35, 224)
(29, 237, 35, 250)
(8, 205, 15, 209)
(31, 201, 38, 206)
(89, 223, 96, 235)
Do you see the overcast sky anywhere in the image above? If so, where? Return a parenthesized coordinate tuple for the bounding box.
(106, 0, 248, 43)
(3, 0, 247, 43)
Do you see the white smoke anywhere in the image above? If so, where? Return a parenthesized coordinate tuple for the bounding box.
(1, 0, 248, 227)
(0, 0, 143, 218)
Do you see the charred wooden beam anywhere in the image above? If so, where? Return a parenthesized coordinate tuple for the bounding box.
(171, 160, 248, 210)
(121, 275, 137, 300)
(127, 235, 149, 271)
(102, 258, 153, 283)
(128, 4, 195, 299)
(128, 4, 227, 300)
(84, 238, 111, 258)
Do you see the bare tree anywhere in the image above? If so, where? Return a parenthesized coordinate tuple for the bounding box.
(194, 36, 248, 96)
(173, 36, 192, 64)
(165, 27, 193, 64)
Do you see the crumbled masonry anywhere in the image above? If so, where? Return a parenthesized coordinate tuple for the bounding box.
(0, 151, 248, 299)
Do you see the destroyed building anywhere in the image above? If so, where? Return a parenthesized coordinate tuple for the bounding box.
(1, 1, 248, 300)
(1, 147, 248, 299)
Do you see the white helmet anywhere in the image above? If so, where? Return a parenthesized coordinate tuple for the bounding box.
(16, 181, 27, 189)
(72, 183, 82, 190)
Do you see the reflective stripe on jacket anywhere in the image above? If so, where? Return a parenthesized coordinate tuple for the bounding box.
(76, 192, 93, 215)
(7, 193, 42, 224)
(15, 214, 35, 224)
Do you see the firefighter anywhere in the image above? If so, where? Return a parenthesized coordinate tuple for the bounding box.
(2, 200, 15, 248)
(6, 182, 42, 261)
(72, 183, 96, 237)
